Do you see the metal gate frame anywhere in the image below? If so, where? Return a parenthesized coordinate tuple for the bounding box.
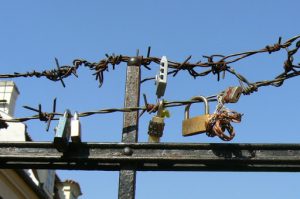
(1, 57, 300, 199)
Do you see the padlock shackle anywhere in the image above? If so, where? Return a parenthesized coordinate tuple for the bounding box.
(72, 111, 79, 120)
(156, 100, 164, 117)
(62, 109, 71, 118)
(184, 96, 209, 119)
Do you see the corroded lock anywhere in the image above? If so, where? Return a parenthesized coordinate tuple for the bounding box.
(182, 96, 210, 136)
(148, 101, 165, 143)
(223, 86, 242, 103)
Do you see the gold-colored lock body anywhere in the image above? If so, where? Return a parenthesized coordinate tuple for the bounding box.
(182, 96, 210, 136)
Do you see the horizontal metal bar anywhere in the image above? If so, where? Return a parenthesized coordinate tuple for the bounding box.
(1, 142, 300, 172)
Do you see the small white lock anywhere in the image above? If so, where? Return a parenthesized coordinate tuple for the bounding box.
(155, 56, 168, 98)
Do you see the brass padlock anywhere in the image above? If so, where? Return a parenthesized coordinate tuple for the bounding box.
(182, 96, 210, 136)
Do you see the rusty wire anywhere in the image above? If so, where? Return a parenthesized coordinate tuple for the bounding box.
(0, 95, 218, 125)
(0, 35, 299, 88)
(0, 35, 300, 130)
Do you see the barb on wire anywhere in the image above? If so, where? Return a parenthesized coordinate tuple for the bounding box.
(172, 55, 192, 77)
(141, 47, 152, 70)
(139, 94, 157, 118)
(239, 39, 300, 95)
(23, 98, 58, 131)
(55, 58, 66, 87)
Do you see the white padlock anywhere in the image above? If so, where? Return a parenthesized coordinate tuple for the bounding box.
(155, 56, 168, 98)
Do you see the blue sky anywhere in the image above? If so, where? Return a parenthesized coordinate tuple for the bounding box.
(1, 0, 300, 198)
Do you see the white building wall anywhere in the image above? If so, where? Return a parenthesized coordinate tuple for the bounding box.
(0, 170, 40, 199)
(0, 81, 20, 117)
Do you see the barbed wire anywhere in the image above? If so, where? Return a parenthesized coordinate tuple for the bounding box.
(1, 64, 298, 130)
(0, 95, 218, 127)
(0, 35, 299, 88)
(0, 34, 300, 132)
(1, 62, 299, 128)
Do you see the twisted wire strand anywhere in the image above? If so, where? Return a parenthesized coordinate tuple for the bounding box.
(0, 35, 300, 128)
(0, 96, 218, 123)
(0, 35, 299, 87)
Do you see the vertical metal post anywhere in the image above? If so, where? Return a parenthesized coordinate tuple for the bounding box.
(118, 57, 141, 199)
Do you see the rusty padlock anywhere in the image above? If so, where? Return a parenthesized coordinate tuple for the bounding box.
(182, 96, 210, 136)
(148, 101, 165, 143)
(223, 86, 242, 103)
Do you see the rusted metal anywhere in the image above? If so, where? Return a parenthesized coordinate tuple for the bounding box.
(1, 142, 300, 172)
(118, 57, 141, 199)
(148, 100, 165, 142)
(1, 35, 299, 90)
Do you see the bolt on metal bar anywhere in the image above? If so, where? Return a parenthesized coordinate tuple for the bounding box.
(118, 57, 141, 199)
